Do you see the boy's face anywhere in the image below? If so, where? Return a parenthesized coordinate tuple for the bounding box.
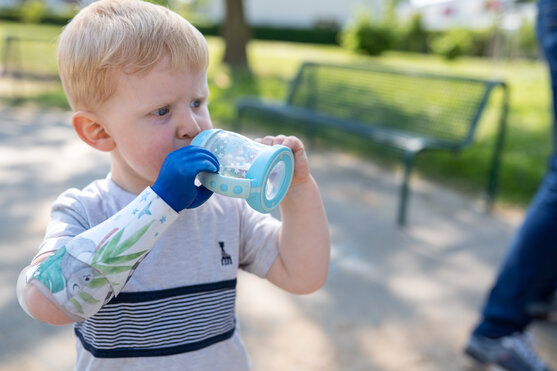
(97, 56, 212, 193)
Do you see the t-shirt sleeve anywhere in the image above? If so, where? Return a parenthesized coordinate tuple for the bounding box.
(36, 189, 91, 258)
(238, 204, 281, 278)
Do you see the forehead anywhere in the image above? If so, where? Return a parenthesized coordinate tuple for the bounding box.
(130, 55, 205, 83)
(109, 59, 208, 106)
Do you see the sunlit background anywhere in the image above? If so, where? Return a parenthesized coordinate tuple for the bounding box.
(0, 1, 555, 370)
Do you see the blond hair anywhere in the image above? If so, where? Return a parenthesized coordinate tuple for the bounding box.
(58, 0, 209, 111)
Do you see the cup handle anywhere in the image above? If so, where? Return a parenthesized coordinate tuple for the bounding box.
(198, 172, 252, 198)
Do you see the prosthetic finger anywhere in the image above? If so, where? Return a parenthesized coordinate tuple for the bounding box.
(17, 188, 178, 321)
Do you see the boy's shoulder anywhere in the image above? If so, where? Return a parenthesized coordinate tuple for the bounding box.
(53, 175, 271, 227)
(55, 176, 248, 216)
(66, 173, 141, 199)
(52, 175, 135, 223)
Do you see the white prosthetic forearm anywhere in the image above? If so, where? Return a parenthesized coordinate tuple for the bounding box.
(17, 188, 178, 322)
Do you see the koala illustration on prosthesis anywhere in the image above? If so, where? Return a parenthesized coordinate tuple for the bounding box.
(33, 237, 100, 303)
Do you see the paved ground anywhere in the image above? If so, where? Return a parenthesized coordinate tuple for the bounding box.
(0, 106, 555, 371)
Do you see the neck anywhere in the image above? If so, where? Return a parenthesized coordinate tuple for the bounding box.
(109, 152, 151, 195)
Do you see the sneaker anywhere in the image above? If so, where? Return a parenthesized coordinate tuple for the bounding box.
(465, 332, 553, 371)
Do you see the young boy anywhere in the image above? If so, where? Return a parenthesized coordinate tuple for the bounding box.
(15, 0, 330, 369)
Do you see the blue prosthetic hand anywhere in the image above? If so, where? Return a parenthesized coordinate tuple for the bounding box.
(152, 145, 220, 212)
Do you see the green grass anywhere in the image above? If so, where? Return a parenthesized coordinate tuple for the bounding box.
(0, 21, 60, 74)
(0, 21, 552, 206)
(209, 40, 552, 206)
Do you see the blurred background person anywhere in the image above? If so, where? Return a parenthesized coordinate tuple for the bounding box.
(465, 1, 557, 370)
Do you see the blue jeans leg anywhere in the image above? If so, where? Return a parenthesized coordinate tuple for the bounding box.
(473, 167, 557, 338)
(538, 0, 557, 147)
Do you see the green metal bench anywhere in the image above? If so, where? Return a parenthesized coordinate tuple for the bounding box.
(236, 62, 509, 227)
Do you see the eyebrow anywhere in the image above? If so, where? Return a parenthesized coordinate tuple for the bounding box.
(132, 77, 210, 113)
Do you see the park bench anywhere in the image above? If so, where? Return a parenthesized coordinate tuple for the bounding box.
(236, 62, 509, 226)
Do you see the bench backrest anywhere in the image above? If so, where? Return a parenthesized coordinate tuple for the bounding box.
(287, 62, 503, 146)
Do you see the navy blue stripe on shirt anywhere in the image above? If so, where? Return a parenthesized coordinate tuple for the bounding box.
(74, 279, 237, 358)
(109, 279, 237, 303)
(75, 327, 236, 358)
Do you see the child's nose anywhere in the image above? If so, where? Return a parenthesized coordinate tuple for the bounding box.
(176, 112, 201, 139)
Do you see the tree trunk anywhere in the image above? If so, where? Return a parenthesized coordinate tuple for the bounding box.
(221, 0, 250, 71)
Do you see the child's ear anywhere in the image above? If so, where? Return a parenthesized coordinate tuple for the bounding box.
(72, 111, 115, 152)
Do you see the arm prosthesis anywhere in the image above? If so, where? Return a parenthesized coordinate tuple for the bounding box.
(17, 145, 219, 322)
(17, 188, 178, 322)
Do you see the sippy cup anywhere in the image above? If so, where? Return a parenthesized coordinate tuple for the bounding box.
(192, 129, 294, 213)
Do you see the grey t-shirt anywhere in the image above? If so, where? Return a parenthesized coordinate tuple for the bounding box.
(37, 175, 280, 370)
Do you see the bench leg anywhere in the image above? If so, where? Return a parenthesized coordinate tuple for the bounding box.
(234, 106, 246, 132)
(397, 151, 417, 227)
(486, 129, 504, 211)
(486, 86, 509, 212)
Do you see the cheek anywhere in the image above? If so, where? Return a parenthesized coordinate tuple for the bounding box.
(120, 133, 173, 178)
(202, 121, 213, 131)
(140, 139, 174, 174)
(199, 109, 213, 131)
